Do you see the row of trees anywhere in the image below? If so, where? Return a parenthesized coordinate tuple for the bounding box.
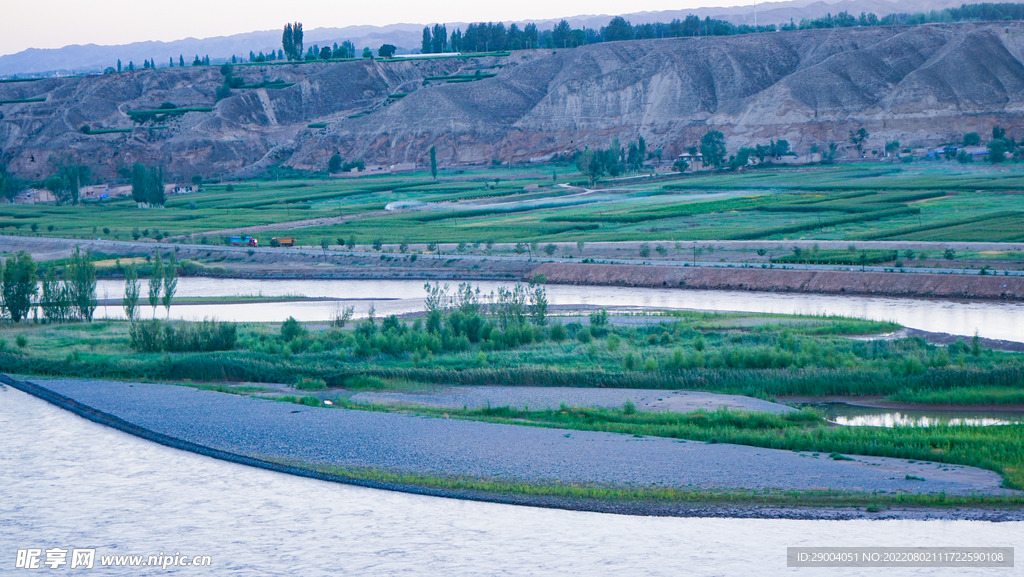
(788, 2, 1024, 30)
(0, 248, 180, 325)
(122, 251, 178, 322)
(575, 137, 648, 184)
(0, 248, 96, 323)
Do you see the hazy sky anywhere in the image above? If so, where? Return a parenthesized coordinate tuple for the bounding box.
(0, 0, 749, 56)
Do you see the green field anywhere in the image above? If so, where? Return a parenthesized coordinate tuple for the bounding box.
(4, 163, 1024, 246)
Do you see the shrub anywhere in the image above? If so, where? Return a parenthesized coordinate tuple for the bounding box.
(15, 335, 28, 349)
(549, 322, 568, 342)
(129, 319, 237, 352)
(576, 327, 593, 343)
(281, 316, 307, 341)
(622, 399, 636, 414)
(606, 334, 620, 352)
(295, 377, 327, 391)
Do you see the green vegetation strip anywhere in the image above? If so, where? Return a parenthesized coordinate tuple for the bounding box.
(286, 459, 1022, 510)
(0, 98, 45, 104)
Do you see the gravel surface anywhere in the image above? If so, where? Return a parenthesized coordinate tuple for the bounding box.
(22, 377, 1014, 495)
(349, 386, 796, 414)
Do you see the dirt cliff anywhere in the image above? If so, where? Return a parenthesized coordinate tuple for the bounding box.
(529, 263, 1024, 300)
(4, 23, 1024, 180)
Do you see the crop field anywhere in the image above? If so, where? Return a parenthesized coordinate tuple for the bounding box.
(3, 162, 1024, 246)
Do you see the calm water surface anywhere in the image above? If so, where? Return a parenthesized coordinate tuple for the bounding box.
(94, 278, 1024, 342)
(1, 387, 1020, 576)
(805, 403, 1024, 427)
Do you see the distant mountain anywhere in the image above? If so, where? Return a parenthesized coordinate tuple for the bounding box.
(0, 0, 1010, 76)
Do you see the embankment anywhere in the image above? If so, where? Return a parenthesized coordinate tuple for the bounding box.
(530, 263, 1024, 300)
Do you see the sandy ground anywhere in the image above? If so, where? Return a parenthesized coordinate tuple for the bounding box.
(346, 386, 796, 414)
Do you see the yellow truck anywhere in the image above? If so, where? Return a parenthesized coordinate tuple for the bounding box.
(271, 237, 296, 247)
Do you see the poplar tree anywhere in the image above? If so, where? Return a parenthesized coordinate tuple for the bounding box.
(148, 253, 163, 318)
(123, 264, 141, 322)
(162, 252, 177, 317)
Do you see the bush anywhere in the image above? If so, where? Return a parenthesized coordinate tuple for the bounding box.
(344, 375, 389, 389)
(295, 377, 327, 391)
(15, 335, 28, 349)
(129, 319, 237, 352)
(606, 334, 620, 352)
(549, 322, 568, 342)
(576, 327, 593, 343)
(281, 316, 307, 341)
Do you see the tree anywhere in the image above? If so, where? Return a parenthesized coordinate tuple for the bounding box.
(988, 138, 1011, 163)
(282, 24, 294, 58)
(2, 252, 37, 322)
(148, 253, 163, 318)
(282, 22, 303, 60)
(604, 16, 635, 41)
(729, 147, 753, 170)
(378, 44, 397, 58)
(362, 47, 373, 58)
(529, 284, 548, 326)
(320, 238, 330, 259)
(699, 131, 727, 169)
(552, 20, 572, 47)
(319, 46, 331, 60)
(123, 264, 141, 322)
(131, 163, 165, 207)
(963, 132, 981, 147)
(328, 154, 343, 173)
(421, 27, 432, 53)
(430, 146, 437, 179)
(432, 24, 448, 53)
(67, 246, 97, 322)
(885, 140, 901, 157)
(162, 252, 177, 317)
(672, 157, 689, 172)
(117, 59, 121, 73)
(39, 269, 72, 323)
(849, 127, 868, 153)
(0, 164, 18, 202)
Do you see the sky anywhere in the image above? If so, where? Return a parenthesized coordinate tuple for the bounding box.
(0, 0, 751, 57)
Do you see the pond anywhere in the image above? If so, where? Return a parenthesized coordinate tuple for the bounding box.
(804, 403, 1024, 427)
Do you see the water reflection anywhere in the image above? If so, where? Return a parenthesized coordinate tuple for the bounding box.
(92, 278, 1024, 342)
(808, 404, 1024, 427)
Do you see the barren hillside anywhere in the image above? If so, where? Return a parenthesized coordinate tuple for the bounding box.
(3, 23, 1024, 181)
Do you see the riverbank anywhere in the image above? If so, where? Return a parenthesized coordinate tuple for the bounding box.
(5, 235, 1024, 301)
(3, 375, 1022, 521)
(530, 263, 1024, 300)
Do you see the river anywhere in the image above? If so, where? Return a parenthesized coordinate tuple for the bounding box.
(1, 386, 1019, 576)
(93, 278, 1024, 342)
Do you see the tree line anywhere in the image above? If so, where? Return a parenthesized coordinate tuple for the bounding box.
(0, 248, 96, 323)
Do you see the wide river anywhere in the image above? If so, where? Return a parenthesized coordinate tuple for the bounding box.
(95, 278, 1024, 342)
(1, 386, 1020, 576)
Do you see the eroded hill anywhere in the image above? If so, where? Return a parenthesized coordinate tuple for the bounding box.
(2, 22, 1024, 181)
